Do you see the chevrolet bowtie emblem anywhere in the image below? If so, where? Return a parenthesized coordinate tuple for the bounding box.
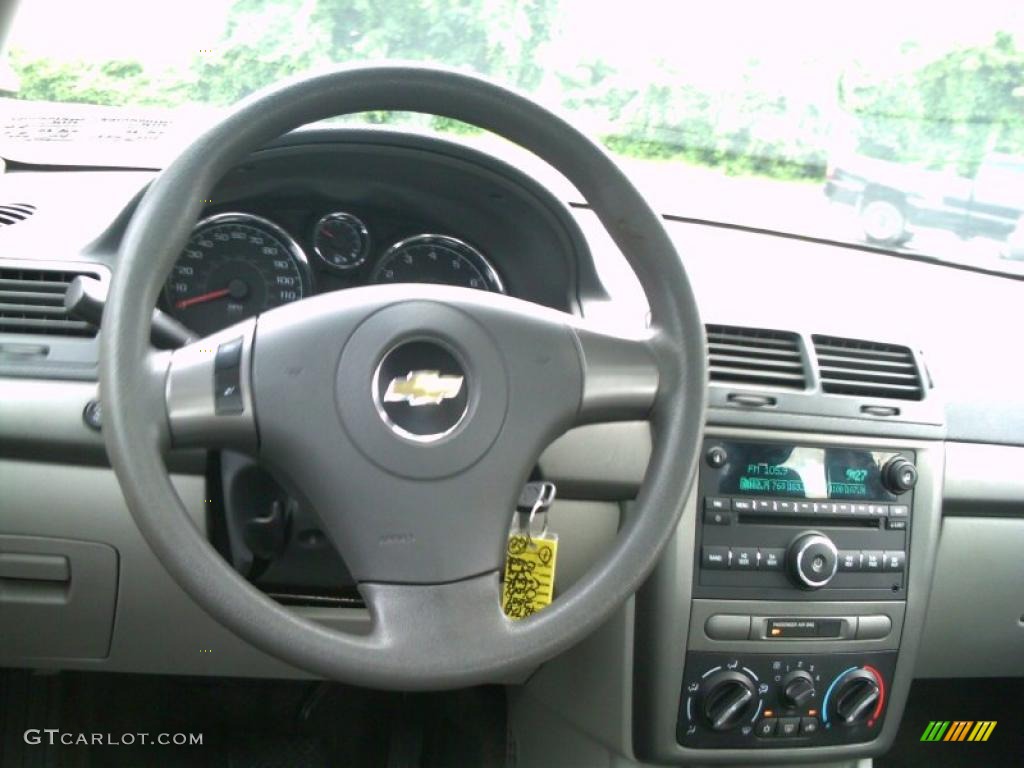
(384, 370, 464, 406)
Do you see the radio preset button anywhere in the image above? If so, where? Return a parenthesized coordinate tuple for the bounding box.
(753, 500, 772, 512)
(836, 503, 852, 515)
(882, 551, 906, 572)
(853, 503, 870, 516)
(760, 548, 785, 570)
(838, 550, 862, 571)
(796, 501, 813, 514)
(731, 498, 754, 512)
(862, 550, 883, 571)
(776, 501, 795, 513)
(814, 502, 836, 514)
(733, 548, 758, 570)
(890, 504, 909, 516)
(702, 546, 731, 570)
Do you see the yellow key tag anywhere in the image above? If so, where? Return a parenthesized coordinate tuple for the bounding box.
(502, 533, 558, 620)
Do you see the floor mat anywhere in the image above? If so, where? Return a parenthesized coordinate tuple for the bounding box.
(877, 678, 1024, 768)
(0, 669, 505, 768)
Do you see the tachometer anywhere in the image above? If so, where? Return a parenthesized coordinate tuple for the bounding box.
(164, 213, 311, 335)
(371, 234, 504, 293)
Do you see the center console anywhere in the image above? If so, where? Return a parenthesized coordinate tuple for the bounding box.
(633, 430, 942, 764)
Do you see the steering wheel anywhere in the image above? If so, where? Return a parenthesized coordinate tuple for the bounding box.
(101, 65, 706, 690)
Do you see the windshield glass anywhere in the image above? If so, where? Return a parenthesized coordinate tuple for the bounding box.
(4, 0, 1024, 274)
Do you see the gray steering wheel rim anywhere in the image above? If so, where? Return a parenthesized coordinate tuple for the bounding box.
(100, 64, 707, 689)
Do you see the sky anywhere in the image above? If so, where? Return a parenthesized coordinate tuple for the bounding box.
(10, 0, 1024, 80)
(5, 0, 1024, 127)
(8, 0, 235, 66)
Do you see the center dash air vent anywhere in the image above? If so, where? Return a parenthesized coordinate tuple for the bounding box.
(813, 335, 923, 400)
(706, 324, 807, 390)
(0, 265, 99, 337)
(0, 204, 36, 227)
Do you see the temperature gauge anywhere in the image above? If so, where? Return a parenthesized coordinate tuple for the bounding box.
(312, 212, 370, 271)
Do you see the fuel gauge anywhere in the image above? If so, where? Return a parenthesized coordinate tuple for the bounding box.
(312, 212, 370, 271)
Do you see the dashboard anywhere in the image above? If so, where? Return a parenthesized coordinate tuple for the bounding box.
(1, 127, 1023, 767)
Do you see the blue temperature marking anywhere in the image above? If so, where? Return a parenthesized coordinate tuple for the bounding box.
(821, 667, 858, 725)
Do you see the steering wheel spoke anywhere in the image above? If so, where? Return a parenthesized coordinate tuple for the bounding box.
(573, 322, 662, 424)
(164, 318, 258, 453)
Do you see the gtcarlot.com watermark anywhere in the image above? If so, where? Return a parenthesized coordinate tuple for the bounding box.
(25, 729, 203, 747)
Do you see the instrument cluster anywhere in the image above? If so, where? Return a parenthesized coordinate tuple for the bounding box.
(163, 209, 504, 336)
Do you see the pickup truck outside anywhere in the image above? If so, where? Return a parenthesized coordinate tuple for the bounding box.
(825, 151, 1024, 249)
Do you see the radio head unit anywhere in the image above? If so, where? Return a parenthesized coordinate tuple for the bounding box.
(696, 440, 916, 601)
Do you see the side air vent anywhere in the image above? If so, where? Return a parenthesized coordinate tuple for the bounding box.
(706, 324, 807, 390)
(0, 266, 99, 337)
(813, 335, 923, 400)
(0, 204, 36, 227)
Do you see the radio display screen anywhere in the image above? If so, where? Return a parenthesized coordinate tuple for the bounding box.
(715, 442, 899, 500)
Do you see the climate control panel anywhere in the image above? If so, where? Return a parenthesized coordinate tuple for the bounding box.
(678, 651, 896, 748)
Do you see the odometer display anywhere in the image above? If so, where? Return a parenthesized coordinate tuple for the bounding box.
(165, 213, 311, 335)
(371, 234, 503, 293)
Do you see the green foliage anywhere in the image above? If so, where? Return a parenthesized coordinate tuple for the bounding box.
(7, 2, 1024, 184)
(843, 32, 1024, 176)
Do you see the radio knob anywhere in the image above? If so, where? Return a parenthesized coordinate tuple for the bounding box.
(882, 457, 918, 494)
(787, 532, 838, 589)
(701, 670, 758, 731)
(781, 670, 817, 708)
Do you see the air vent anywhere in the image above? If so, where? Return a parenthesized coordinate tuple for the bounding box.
(0, 204, 36, 227)
(0, 266, 98, 337)
(706, 324, 807, 390)
(813, 335, 923, 400)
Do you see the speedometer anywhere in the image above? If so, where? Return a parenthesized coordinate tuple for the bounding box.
(371, 234, 504, 293)
(164, 213, 311, 336)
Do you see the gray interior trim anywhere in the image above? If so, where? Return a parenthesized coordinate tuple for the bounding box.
(0, 458, 369, 677)
(942, 441, 1024, 515)
(0, 376, 204, 472)
(0, 456, 619, 681)
(915, 516, 1024, 678)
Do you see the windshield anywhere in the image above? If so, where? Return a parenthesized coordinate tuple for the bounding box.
(4, 0, 1024, 274)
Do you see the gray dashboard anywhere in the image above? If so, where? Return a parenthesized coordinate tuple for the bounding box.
(1, 128, 1023, 766)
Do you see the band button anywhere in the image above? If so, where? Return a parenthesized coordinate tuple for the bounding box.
(702, 546, 730, 570)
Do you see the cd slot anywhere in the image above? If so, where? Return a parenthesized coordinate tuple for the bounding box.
(737, 513, 881, 529)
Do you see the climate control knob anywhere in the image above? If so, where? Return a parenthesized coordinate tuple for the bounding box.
(882, 457, 918, 495)
(701, 670, 758, 732)
(781, 669, 816, 709)
(787, 532, 838, 589)
(827, 668, 882, 726)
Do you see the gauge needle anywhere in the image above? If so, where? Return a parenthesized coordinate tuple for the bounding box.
(175, 287, 231, 310)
